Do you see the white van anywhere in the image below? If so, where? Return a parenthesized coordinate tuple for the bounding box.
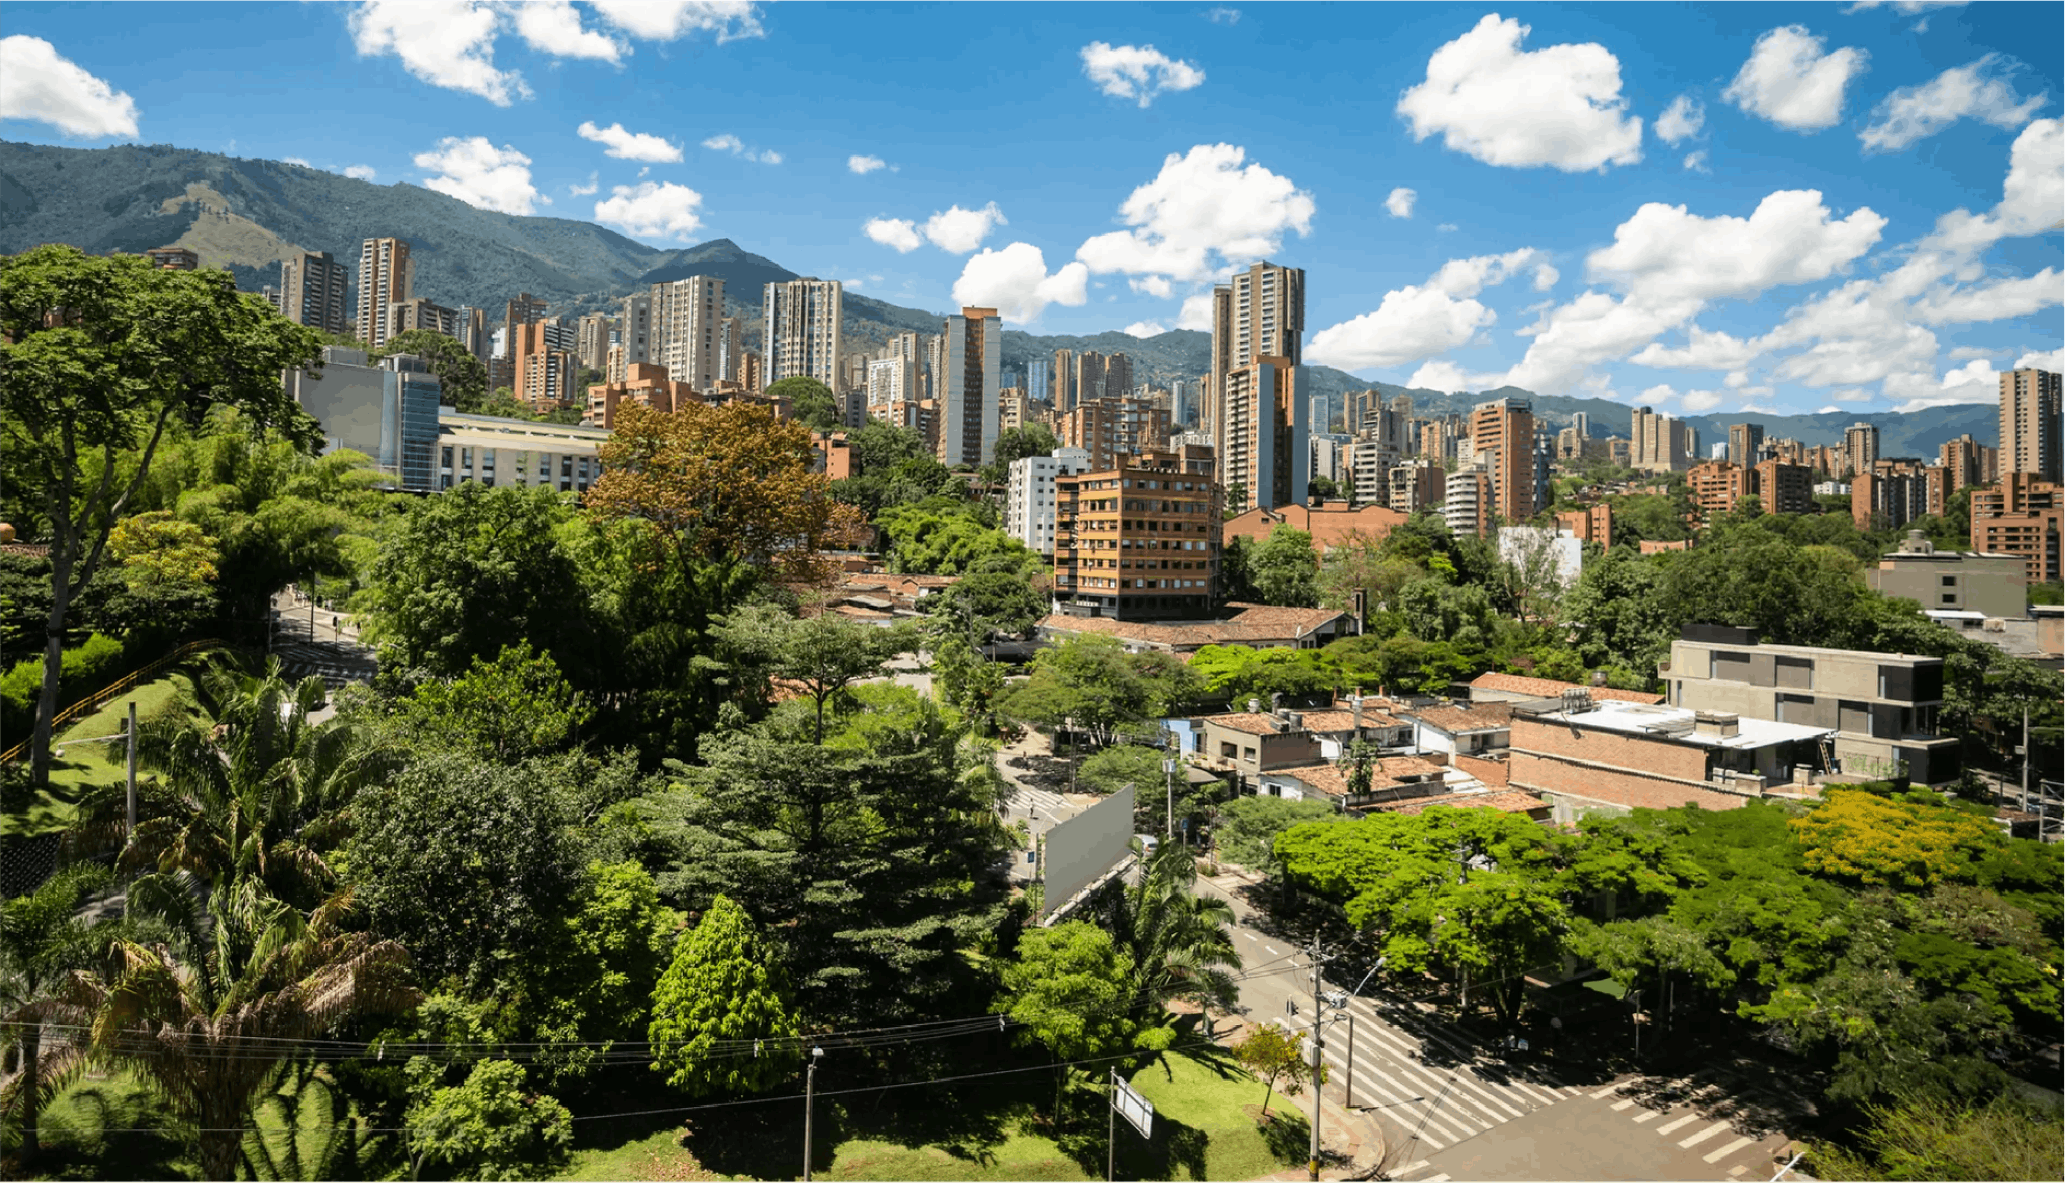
(1137, 835, 1160, 857)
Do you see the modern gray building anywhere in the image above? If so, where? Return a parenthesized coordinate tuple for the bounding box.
(285, 346, 441, 492)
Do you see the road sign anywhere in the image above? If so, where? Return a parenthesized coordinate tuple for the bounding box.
(1111, 1071, 1154, 1139)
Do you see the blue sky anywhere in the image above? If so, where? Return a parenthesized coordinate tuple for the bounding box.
(1, 1, 2059, 415)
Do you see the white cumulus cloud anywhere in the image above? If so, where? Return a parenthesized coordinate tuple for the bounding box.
(1385, 187, 1417, 218)
(1396, 13, 1643, 172)
(1681, 389, 1726, 412)
(511, 0, 623, 61)
(1724, 25, 1868, 132)
(344, 164, 378, 180)
(1124, 321, 1168, 338)
(1860, 55, 2047, 152)
(1309, 249, 1542, 371)
(925, 203, 1007, 253)
(1080, 41, 1205, 107)
(1655, 94, 1705, 144)
(1406, 360, 1502, 393)
(2015, 348, 2065, 372)
(283, 157, 312, 167)
(351, 1, 528, 106)
(593, 180, 705, 240)
(588, 0, 764, 42)
(864, 218, 923, 253)
(848, 154, 889, 174)
(1178, 293, 1215, 331)
(1076, 143, 1314, 282)
(414, 135, 540, 213)
(0, 35, 141, 137)
(952, 243, 1089, 324)
(579, 120, 681, 162)
(1683, 149, 1711, 172)
(702, 133, 780, 163)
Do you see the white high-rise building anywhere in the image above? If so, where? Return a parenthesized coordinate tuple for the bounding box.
(619, 291, 654, 369)
(356, 237, 412, 349)
(867, 357, 911, 410)
(763, 277, 842, 387)
(1005, 446, 1094, 556)
(653, 276, 726, 389)
(937, 307, 1001, 467)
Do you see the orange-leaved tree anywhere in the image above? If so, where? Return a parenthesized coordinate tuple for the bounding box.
(585, 401, 867, 586)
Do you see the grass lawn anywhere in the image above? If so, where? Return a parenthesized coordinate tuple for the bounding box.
(561, 1042, 1309, 1182)
(4, 672, 196, 839)
(17, 1069, 193, 1181)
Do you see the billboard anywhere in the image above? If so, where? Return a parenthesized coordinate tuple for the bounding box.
(1041, 783, 1134, 922)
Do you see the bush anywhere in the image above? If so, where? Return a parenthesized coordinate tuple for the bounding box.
(1, 632, 131, 741)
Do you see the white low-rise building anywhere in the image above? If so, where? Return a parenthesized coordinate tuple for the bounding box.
(436, 411, 610, 494)
(1004, 446, 1092, 556)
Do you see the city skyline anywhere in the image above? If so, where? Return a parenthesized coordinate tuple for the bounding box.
(0, 2, 2059, 420)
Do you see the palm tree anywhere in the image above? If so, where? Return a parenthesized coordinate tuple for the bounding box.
(1110, 845, 1243, 1028)
(0, 865, 112, 1164)
(83, 874, 418, 1182)
(71, 657, 396, 909)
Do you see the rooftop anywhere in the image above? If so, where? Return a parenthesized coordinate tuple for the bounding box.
(1038, 604, 1346, 651)
(1518, 698, 1832, 749)
(1403, 702, 1515, 734)
(1365, 789, 1548, 816)
(1469, 672, 1664, 705)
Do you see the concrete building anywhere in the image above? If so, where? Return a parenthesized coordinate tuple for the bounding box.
(1864, 530, 2027, 618)
(1105, 354, 1134, 404)
(1222, 501, 1406, 552)
(1051, 348, 1075, 410)
(1072, 351, 1108, 405)
(275, 251, 350, 335)
(1727, 422, 1764, 466)
(739, 350, 763, 394)
(512, 320, 577, 411)
(1027, 357, 1051, 410)
(1631, 406, 1695, 472)
(618, 291, 654, 370)
(1754, 459, 1815, 515)
(494, 292, 551, 391)
(810, 431, 853, 481)
(1210, 261, 1304, 446)
(437, 411, 608, 494)
(1498, 525, 1584, 589)
(1309, 433, 1350, 489)
(2000, 367, 2061, 483)
(1053, 446, 1220, 620)
(654, 276, 726, 390)
(1346, 436, 1397, 506)
(763, 277, 842, 387)
(936, 306, 1001, 467)
(144, 246, 200, 270)
(1687, 460, 1752, 515)
(1443, 467, 1491, 537)
(1470, 397, 1539, 524)
(575, 313, 613, 373)
(284, 346, 441, 492)
(585, 362, 698, 429)
(1057, 397, 1169, 469)
(1938, 434, 1985, 495)
(867, 355, 914, 413)
(1219, 355, 1308, 513)
(1852, 460, 1929, 530)
(385, 296, 459, 340)
(1558, 504, 1612, 547)
(1389, 457, 1444, 513)
(453, 306, 488, 361)
(1400, 701, 1513, 757)
(1004, 446, 1094, 556)
(1970, 474, 2062, 585)
(1507, 698, 1834, 822)
(1843, 422, 1879, 478)
(356, 237, 411, 348)
(1666, 625, 1961, 785)
(717, 316, 744, 384)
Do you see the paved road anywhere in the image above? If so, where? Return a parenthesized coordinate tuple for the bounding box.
(268, 591, 377, 694)
(1194, 871, 1805, 1181)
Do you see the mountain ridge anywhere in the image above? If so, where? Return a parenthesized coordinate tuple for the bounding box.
(0, 140, 2000, 454)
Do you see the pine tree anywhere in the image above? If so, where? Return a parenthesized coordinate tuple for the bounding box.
(648, 895, 800, 1096)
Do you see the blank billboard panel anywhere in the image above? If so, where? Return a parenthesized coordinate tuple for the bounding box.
(1042, 783, 1133, 921)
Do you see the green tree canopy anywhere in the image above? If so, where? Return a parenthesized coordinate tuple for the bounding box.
(767, 376, 840, 429)
(405, 1058, 573, 1182)
(1, 245, 322, 791)
(1246, 525, 1321, 607)
(648, 894, 800, 1097)
(375, 329, 488, 412)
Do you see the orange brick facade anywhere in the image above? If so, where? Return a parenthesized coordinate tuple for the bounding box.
(1507, 715, 1751, 813)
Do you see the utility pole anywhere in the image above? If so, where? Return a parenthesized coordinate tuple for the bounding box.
(1308, 935, 1326, 1182)
(2021, 706, 2030, 809)
(125, 701, 138, 838)
(1163, 753, 1176, 840)
(803, 1045, 823, 1181)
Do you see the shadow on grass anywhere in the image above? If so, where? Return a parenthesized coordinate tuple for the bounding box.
(13, 1078, 194, 1182)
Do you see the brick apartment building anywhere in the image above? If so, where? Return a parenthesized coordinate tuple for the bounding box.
(1052, 446, 1221, 620)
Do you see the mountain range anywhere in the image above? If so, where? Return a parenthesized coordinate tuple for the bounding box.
(0, 140, 2001, 457)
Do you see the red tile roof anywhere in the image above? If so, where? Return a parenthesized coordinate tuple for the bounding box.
(1404, 702, 1515, 734)
(1469, 672, 1664, 705)
(1203, 712, 1287, 735)
(1365, 789, 1548, 816)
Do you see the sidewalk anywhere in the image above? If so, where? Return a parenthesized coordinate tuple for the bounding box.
(1214, 1015, 1408, 1182)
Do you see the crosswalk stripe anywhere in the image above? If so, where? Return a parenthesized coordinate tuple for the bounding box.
(1421, 1175, 1450, 1182)
(1703, 1136, 1755, 1164)
(1591, 1083, 1624, 1099)
(1319, 1047, 1468, 1146)
(1632, 1110, 1660, 1124)
(1393, 1161, 1429, 1179)
(1610, 1098, 1636, 1111)
(1657, 1113, 1701, 1136)
(1679, 1121, 1733, 1149)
